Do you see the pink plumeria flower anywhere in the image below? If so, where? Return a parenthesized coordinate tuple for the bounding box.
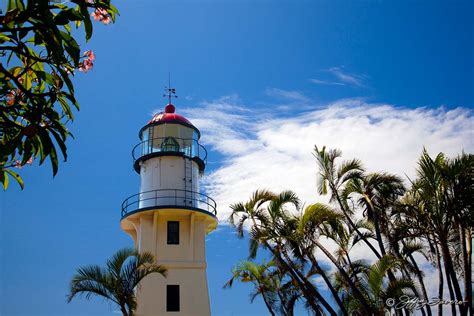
(14, 160, 22, 169)
(83, 50, 96, 62)
(26, 157, 33, 165)
(101, 15, 112, 25)
(91, 10, 101, 21)
(78, 59, 94, 72)
(91, 8, 112, 25)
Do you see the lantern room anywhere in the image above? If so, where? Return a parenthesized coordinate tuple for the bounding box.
(133, 103, 206, 174)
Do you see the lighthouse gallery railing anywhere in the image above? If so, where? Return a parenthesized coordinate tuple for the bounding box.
(132, 137, 207, 165)
(121, 189, 217, 218)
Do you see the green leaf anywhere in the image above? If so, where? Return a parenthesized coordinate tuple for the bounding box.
(5, 169, 24, 190)
(50, 129, 68, 162)
(15, 0, 25, 11)
(55, 9, 83, 25)
(57, 95, 74, 120)
(7, 0, 16, 11)
(79, 5, 93, 41)
(60, 31, 80, 64)
(37, 132, 49, 165)
(108, 3, 120, 14)
(24, 74, 33, 90)
(0, 34, 12, 44)
(49, 144, 59, 176)
(63, 92, 79, 111)
(58, 68, 75, 95)
(21, 141, 32, 165)
(1, 171, 9, 191)
(37, 129, 58, 176)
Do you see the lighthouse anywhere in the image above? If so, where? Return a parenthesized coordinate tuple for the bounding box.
(120, 89, 217, 316)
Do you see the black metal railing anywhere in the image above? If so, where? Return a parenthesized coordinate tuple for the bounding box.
(132, 137, 207, 165)
(121, 189, 217, 218)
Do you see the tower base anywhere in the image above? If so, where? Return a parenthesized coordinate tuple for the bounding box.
(121, 208, 217, 316)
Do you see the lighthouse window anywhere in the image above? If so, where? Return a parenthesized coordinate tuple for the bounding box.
(166, 285, 180, 312)
(167, 221, 179, 245)
(161, 137, 180, 153)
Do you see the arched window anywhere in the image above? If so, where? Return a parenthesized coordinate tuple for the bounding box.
(161, 137, 180, 152)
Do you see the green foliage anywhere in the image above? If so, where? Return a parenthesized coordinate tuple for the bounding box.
(67, 248, 166, 316)
(0, 0, 119, 190)
(224, 259, 300, 316)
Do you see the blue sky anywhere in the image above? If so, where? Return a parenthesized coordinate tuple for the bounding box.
(1, 0, 473, 315)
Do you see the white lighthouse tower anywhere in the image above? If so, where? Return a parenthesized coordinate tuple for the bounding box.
(120, 89, 217, 316)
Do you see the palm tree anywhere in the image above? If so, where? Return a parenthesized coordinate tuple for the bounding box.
(407, 150, 473, 316)
(226, 147, 472, 316)
(67, 248, 167, 316)
(334, 255, 416, 316)
(294, 202, 373, 315)
(224, 260, 297, 316)
(229, 190, 337, 316)
(342, 172, 405, 258)
(314, 146, 382, 259)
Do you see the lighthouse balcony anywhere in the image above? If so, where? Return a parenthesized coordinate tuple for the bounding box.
(121, 189, 217, 219)
(132, 137, 207, 173)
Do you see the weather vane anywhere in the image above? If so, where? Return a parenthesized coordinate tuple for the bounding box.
(163, 73, 178, 104)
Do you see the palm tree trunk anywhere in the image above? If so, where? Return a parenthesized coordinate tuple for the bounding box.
(333, 191, 382, 259)
(465, 229, 472, 316)
(308, 254, 349, 316)
(460, 225, 471, 316)
(275, 289, 291, 316)
(260, 291, 276, 316)
(249, 216, 330, 316)
(314, 239, 373, 315)
(366, 202, 398, 306)
(364, 199, 387, 258)
(402, 241, 431, 316)
(263, 240, 327, 315)
(440, 239, 466, 315)
(409, 255, 431, 316)
(444, 262, 457, 316)
(435, 244, 444, 316)
(279, 247, 337, 316)
(120, 305, 129, 316)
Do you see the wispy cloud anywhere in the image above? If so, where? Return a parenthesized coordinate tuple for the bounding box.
(265, 88, 310, 103)
(309, 78, 345, 86)
(327, 67, 366, 87)
(310, 66, 367, 88)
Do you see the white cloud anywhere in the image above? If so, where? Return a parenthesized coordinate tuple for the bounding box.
(311, 67, 367, 88)
(264, 88, 310, 103)
(309, 78, 345, 86)
(327, 67, 366, 87)
(183, 96, 472, 223)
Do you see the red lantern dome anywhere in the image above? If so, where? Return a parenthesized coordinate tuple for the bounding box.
(148, 104, 193, 126)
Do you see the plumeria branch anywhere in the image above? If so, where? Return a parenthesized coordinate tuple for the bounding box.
(0, 0, 119, 190)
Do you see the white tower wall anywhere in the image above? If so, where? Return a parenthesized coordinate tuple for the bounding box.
(138, 156, 201, 210)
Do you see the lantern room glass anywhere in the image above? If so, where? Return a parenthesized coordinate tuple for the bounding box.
(138, 124, 201, 159)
